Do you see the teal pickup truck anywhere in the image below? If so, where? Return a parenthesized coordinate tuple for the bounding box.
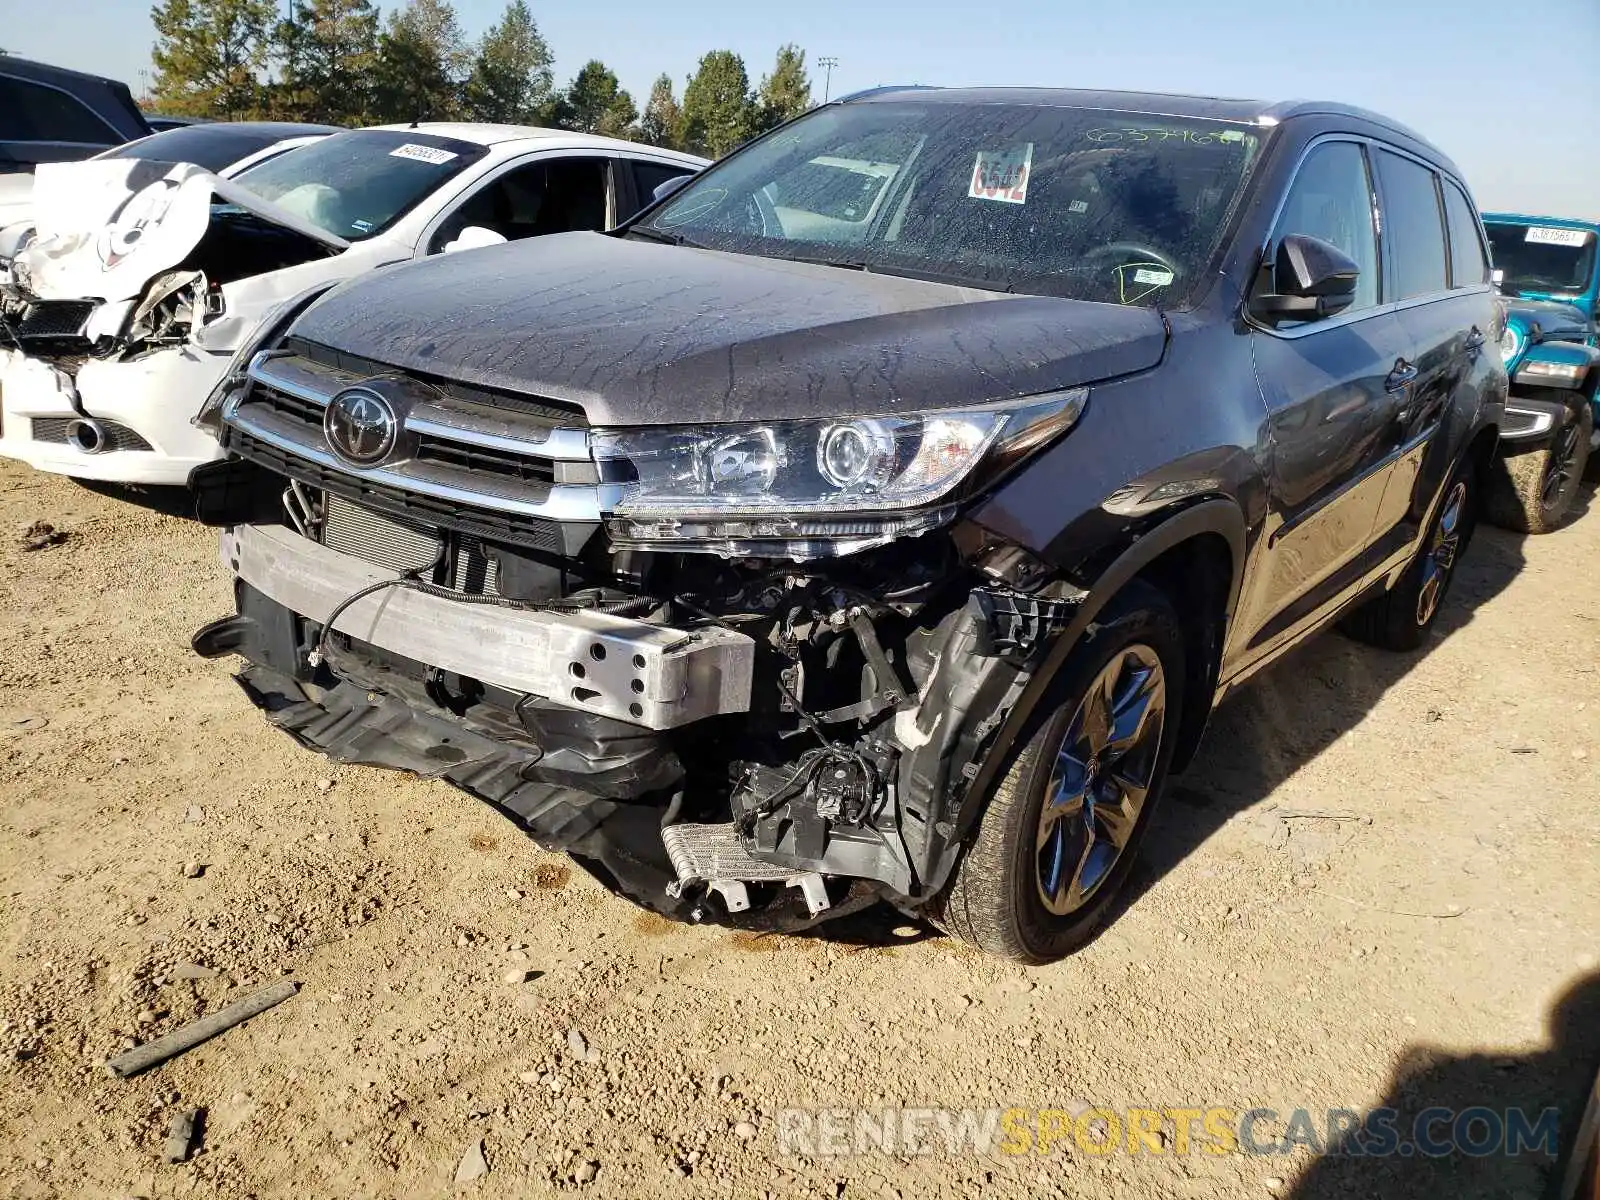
(1481, 213, 1598, 532)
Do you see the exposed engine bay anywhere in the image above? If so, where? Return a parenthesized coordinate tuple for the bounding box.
(193, 462, 1082, 930)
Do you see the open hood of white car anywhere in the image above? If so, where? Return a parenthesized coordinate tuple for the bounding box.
(15, 159, 348, 302)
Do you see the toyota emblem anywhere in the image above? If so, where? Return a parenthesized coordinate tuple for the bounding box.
(324, 386, 398, 466)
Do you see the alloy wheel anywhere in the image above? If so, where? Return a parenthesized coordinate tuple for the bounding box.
(1416, 480, 1467, 626)
(1035, 644, 1167, 916)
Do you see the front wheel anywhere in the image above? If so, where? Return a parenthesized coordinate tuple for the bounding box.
(930, 581, 1186, 964)
(1483, 392, 1593, 534)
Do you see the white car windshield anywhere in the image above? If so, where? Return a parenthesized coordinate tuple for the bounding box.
(232, 129, 488, 242)
(637, 100, 1264, 305)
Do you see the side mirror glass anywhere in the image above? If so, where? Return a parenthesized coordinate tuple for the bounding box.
(651, 174, 692, 204)
(442, 225, 508, 254)
(1250, 233, 1360, 324)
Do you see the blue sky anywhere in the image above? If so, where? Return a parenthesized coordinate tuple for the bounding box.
(8, 0, 1598, 216)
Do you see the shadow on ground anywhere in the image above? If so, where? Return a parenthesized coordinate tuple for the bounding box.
(1288, 970, 1600, 1200)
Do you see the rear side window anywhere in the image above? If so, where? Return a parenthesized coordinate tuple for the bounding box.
(1375, 150, 1448, 300)
(1441, 180, 1489, 287)
(0, 75, 119, 144)
(1270, 140, 1379, 311)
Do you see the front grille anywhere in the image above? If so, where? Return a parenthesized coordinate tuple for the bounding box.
(230, 428, 573, 554)
(16, 300, 94, 340)
(31, 417, 154, 452)
(320, 494, 501, 595)
(222, 346, 599, 548)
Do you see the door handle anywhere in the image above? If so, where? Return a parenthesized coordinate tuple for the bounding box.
(1464, 326, 1486, 352)
(1385, 359, 1418, 393)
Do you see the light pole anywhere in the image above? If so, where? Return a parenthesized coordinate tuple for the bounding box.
(818, 56, 839, 102)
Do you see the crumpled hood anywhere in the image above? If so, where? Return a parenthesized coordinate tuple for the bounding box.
(1502, 297, 1592, 342)
(13, 159, 347, 303)
(290, 232, 1169, 424)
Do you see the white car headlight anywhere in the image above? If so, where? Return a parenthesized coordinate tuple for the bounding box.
(592, 388, 1087, 557)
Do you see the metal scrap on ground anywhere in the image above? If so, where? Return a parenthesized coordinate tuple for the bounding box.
(104, 980, 300, 1078)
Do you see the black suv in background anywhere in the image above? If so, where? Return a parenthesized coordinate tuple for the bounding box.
(193, 89, 1506, 964)
(0, 56, 148, 172)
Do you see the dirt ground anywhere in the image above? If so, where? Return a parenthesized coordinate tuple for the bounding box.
(0, 457, 1596, 1200)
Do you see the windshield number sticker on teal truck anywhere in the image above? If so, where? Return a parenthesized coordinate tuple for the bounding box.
(969, 144, 1032, 204)
(390, 143, 458, 166)
(1525, 226, 1591, 247)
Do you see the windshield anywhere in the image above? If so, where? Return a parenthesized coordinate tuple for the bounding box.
(232, 129, 487, 242)
(1485, 222, 1597, 299)
(636, 101, 1263, 304)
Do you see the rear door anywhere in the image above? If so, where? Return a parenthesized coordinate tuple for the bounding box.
(1366, 151, 1493, 557)
(1243, 138, 1411, 659)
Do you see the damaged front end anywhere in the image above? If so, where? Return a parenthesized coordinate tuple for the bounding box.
(0, 160, 346, 480)
(193, 341, 1090, 929)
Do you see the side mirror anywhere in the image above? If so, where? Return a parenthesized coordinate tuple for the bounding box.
(651, 174, 692, 204)
(442, 225, 508, 254)
(1250, 233, 1360, 324)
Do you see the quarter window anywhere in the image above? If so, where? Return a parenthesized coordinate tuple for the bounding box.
(1270, 141, 1379, 311)
(1374, 150, 1448, 300)
(1441, 180, 1489, 287)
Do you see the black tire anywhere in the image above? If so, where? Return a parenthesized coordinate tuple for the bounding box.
(1483, 391, 1593, 534)
(1342, 455, 1476, 652)
(930, 580, 1186, 964)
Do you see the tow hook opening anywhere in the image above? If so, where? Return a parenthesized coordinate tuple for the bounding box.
(66, 418, 107, 454)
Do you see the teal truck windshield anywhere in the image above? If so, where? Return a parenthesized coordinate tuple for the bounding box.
(637, 102, 1263, 305)
(1485, 222, 1598, 299)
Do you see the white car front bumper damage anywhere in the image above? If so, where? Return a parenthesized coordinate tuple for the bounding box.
(0, 347, 226, 485)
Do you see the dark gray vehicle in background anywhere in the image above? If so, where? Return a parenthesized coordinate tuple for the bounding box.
(191, 88, 1506, 964)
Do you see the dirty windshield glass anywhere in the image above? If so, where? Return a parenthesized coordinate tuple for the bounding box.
(637, 101, 1263, 305)
(1484, 222, 1597, 299)
(232, 130, 487, 242)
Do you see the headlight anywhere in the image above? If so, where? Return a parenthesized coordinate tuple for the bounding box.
(1515, 358, 1585, 385)
(593, 388, 1087, 558)
(1500, 322, 1526, 365)
(192, 284, 336, 433)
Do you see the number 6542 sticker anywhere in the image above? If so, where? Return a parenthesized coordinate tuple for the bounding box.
(969, 144, 1033, 204)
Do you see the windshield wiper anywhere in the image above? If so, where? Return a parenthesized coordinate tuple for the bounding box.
(775, 250, 870, 272)
(624, 225, 701, 248)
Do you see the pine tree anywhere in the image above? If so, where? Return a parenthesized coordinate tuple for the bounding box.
(638, 74, 681, 149)
(563, 60, 636, 139)
(679, 50, 753, 157)
(371, 0, 468, 123)
(753, 44, 811, 134)
(276, 0, 379, 124)
(462, 0, 553, 124)
(149, 0, 276, 119)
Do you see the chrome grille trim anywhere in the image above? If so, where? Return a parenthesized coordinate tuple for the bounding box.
(228, 352, 606, 523)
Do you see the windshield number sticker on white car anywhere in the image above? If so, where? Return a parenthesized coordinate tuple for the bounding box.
(969, 144, 1032, 204)
(1525, 226, 1590, 247)
(390, 143, 458, 166)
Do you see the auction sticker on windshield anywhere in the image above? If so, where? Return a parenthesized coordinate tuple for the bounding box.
(970, 144, 1032, 204)
(1524, 226, 1591, 247)
(389, 143, 458, 166)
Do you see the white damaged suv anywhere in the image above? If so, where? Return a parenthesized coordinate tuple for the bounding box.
(0, 124, 704, 486)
